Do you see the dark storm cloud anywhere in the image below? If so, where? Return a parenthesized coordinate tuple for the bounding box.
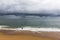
(0, 0, 60, 14)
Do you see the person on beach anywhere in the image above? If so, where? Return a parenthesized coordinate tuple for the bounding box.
(21, 27, 23, 29)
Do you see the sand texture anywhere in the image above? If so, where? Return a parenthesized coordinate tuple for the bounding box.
(0, 30, 59, 40)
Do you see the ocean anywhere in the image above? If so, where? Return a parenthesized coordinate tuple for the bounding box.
(0, 15, 60, 28)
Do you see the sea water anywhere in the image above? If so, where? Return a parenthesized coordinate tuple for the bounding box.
(0, 15, 60, 28)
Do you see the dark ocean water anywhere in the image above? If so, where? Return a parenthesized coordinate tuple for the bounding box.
(0, 15, 60, 28)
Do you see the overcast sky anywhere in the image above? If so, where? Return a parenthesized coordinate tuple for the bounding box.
(0, 0, 60, 14)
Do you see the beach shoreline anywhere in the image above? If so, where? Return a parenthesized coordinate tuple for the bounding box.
(0, 29, 60, 40)
(0, 28, 60, 40)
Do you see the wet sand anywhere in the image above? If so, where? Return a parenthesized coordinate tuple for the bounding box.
(0, 33, 53, 40)
(0, 30, 59, 40)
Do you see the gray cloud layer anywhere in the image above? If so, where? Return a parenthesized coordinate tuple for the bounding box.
(0, 0, 60, 14)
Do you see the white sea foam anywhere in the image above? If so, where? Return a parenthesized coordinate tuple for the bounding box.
(0, 25, 60, 32)
(16, 26, 60, 32)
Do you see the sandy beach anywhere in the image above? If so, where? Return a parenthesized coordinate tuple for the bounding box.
(0, 29, 60, 40)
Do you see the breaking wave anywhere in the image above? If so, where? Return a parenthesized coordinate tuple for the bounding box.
(14, 26, 60, 32)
